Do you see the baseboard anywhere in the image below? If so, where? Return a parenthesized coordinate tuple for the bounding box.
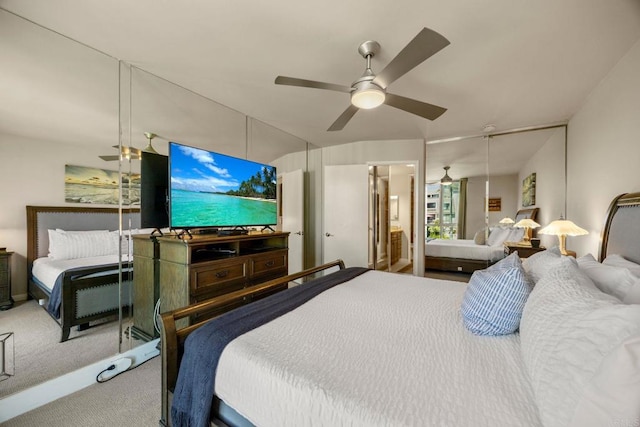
(12, 293, 28, 302)
(0, 338, 160, 423)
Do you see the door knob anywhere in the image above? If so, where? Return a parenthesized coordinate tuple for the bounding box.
(325, 232, 334, 237)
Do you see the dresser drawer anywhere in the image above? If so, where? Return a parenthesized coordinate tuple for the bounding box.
(190, 258, 248, 295)
(249, 250, 288, 279)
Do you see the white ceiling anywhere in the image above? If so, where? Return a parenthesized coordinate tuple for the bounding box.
(1, 0, 639, 151)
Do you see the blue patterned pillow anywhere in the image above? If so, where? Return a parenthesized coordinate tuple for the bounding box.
(488, 251, 521, 271)
(461, 264, 531, 336)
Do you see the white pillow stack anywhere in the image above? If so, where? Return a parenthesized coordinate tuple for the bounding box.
(520, 260, 640, 427)
(577, 253, 640, 302)
(522, 245, 564, 284)
(603, 253, 640, 277)
(48, 229, 119, 260)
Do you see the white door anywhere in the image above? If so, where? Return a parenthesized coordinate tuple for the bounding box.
(281, 169, 304, 275)
(323, 164, 369, 268)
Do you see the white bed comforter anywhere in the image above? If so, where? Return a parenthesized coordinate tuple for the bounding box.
(215, 270, 541, 427)
(426, 238, 506, 262)
(32, 255, 127, 291)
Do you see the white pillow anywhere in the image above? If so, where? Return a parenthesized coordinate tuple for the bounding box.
(486, 227, 511, 246)
(48, 229, 119, 260)
(603, 254, 640, 277)
(577, 253, 640, 301)
(521, 245, 564, 284)
(505, 227, 525, 243)
(520, 260, 640, 427)
(570, 334, 640, 427)
(473, 228, 486, 245)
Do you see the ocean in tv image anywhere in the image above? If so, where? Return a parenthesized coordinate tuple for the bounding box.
(169, 143, 277, 228)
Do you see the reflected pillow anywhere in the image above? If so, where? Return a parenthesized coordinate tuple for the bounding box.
(48, 229, 119, 260)
(486, 227, 511, 246)
(473, 228, 486, 245)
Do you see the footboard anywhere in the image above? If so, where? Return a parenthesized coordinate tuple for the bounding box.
(59, 264, 133, 342)
(159, 259, 345, 427)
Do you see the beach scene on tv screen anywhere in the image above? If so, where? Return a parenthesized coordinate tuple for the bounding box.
(170, 143, 277, 228)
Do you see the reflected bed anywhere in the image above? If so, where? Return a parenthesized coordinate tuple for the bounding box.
(26, 206, 139, 342)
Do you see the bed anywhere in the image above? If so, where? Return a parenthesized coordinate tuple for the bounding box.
(26, 205, 140, 342)
(160, 194, 640, 427)
(425, 207, 538, 273)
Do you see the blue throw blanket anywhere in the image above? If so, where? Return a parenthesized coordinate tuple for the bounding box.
(171, 266, 370, 427)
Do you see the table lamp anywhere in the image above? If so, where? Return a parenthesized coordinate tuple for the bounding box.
(538, 216, 588, 255)
(499, 217, 515, 226)
(514, 218, 540, 244)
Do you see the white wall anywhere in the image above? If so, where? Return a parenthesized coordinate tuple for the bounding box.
(0, 133, 132, 298)
(518, 127, 566, 248)
(567, 38, 640, 257)
(465, 176, 487, 239)
(488, 174, 519, 226)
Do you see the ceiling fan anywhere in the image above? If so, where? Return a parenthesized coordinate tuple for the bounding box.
(275, 27, 450, 131)
(99, 132, 158, 161)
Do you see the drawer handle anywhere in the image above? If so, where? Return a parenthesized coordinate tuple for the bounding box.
(215, 270, 229, 278)
(264, 260, 275, 268)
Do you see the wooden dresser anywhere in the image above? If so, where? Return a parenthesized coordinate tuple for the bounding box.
(132, 231, 289, 341)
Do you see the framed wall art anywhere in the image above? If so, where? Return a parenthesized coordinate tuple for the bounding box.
(522, 172, 536, 207)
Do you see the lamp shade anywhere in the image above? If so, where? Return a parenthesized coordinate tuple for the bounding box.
(514, 219, 540, 229)
(499, 217, 515, 225)
(538, 219, 588, 236)
(538, 217, 588, 255)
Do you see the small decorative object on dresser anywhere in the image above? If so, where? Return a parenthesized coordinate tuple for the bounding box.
(504, 242, 545, 258)
(0, 250, 14, 310)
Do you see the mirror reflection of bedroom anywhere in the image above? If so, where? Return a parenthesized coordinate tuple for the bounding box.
(425, 126, 566, 279)
(0, 10, 310, 402)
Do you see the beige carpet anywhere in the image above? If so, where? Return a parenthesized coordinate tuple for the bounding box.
(3, 355, 161, 427)
(0, 300, 125, 397)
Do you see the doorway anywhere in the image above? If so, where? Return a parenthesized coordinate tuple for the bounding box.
(369, 164, 415, 273)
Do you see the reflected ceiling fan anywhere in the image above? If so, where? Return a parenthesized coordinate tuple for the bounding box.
(99, 132, 158, 161)
(275, 27, 450, 131)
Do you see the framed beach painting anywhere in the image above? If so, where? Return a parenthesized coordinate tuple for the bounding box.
(522, 172, 536, 207)
(64, 164, 140, 205)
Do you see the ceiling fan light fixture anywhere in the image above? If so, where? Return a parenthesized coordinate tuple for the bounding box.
(440, 166, 453, 185)
(350, 81, 385, 109)
(143, 132, 158, 154)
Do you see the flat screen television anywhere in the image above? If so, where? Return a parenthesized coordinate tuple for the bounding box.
(140, 152, 169, 229)
(169, 141, 277, 230)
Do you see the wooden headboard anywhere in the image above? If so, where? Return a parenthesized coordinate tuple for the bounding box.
(599, 192, 640, 263)
(26, 205, 140, 273)
(514, 207, 539, 222)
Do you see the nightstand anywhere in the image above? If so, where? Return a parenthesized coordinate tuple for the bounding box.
(0, 251, 14, 310)
(503, 242, 545, 258)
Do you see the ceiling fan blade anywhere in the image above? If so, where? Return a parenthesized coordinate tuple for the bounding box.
(327, 105, 359, 131)
(384, 93, 447, 121)
(373, 27, 450, 89)
(99, 155, 119, 161)
(275, 76, 351, 93)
